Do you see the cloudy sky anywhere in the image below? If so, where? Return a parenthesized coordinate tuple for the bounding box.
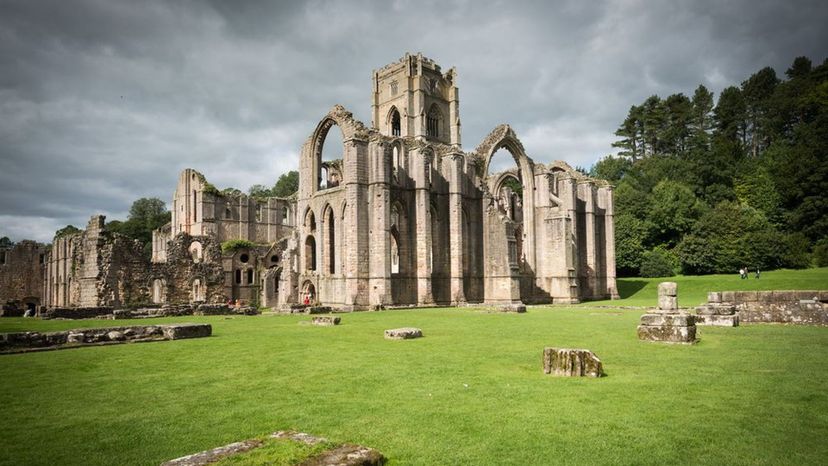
(1, 0, 827, 242)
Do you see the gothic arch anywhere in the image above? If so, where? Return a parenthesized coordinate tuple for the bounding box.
(305, 105, 368, 193)
(387, 105, 402, 137)
(475, 124, 538, 270)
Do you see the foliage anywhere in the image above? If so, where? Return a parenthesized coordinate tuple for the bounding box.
(593, 55, 828, 275)
(639, 246, 677, 277)
(614, 214, 649, 276)
(54, 225, 80, 239)
(202, 182, 221, 196)
(221, 239, 258, 253)
(107, 198, 170, 249)
(0, 236, 13, 248)
(272, 171, 299, 197)
(814, 239, 828, 267)
(500, 175, 523, 197)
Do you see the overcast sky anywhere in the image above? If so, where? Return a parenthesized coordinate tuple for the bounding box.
(1, 0, 827, 242)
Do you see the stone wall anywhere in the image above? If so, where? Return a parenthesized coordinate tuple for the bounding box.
(0, 323, 212, 353)
(708, 290, 828, 325)
(0, 240, 46, 314)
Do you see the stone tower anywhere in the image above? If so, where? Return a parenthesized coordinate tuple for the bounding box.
(371, 52, 460, 147)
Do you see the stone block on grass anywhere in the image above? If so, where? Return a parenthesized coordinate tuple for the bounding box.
(542, 348, 603, 377)
(384, 327, 422, 340)
(311, 316, 341, 326)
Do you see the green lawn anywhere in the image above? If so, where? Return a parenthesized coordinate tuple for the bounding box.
(1, 306, 827, 465)
(587, 267, 828, 307)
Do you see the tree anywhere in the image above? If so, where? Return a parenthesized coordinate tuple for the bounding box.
(272, 170, 299, 197)
(612, 105, 644, 160)
(614, 214, 649, 276)
(589, 155, 633, 183)
(648, 180, 706, 247)
(54, 225, 80, 239)
(108, 198, 170, 248)
(714, 86, 746, 145)
(741, 67, 780, 157)
(0, 237, 13, 248)
(248, 184, 272, 200)
(689, 85, 714, 153)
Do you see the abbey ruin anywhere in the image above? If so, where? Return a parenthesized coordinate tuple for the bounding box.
(4, 53, 618, 313)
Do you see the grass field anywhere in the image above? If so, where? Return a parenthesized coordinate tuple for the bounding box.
(1, 303, 827, 465)
(585, 267, 828, 307)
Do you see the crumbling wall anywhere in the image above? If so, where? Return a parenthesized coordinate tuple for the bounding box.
(708, 291, 828, 325)
(0, 240, 47, 315)
(151, 233, 224, 304)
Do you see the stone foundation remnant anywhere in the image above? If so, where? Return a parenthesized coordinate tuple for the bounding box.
(638, 282, 697, 344)
(162, 431, 385, 466)
(498, 303, 527, 313)
(694, 292, 739, 326)
(311, 316, 341, 326)
(697, 290, 827, 325)
(542, 348, 604, 377)
(384, 327, 423, 340)
(0, 323, 211, 354)
(306, 306, 334, 315)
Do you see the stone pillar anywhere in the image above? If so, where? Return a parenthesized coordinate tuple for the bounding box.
(413, 149, 433, 305)
(343, 139, 370, 308)
(638, 282, 697, 344)
(601, 186, 619, 299)
(446, 151, 466, 305)
(369, 141, 392, 307)
(579, 182, 597, 298)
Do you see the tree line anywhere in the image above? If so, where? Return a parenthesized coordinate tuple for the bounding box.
(591, 56, 828, 276)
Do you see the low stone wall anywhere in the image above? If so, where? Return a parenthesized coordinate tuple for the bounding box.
(41, 306, 114, 320)
(708, 290, 828, 325)
(0, 323, 212, 353)
(42, 303, 261, 320)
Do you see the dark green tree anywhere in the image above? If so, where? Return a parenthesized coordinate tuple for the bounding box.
(272, 171, 299, 197)
(54, 225, 80, 239)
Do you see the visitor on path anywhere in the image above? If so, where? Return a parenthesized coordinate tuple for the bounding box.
(739, 268, 745, 279)
(755, 268, 760, 279)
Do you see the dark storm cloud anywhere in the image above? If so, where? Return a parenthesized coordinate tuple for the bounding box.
(1, 0, 826, 242)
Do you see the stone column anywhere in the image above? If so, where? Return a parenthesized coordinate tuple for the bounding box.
(368, 141, 392, 307)
(413, 149, 434, 305)
(601, 186, 620, 299)
(445, 151, 466, 305)
(579, 182, 597, 298)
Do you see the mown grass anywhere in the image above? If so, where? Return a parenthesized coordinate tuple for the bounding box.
(586, 267, 828, 307)
(1, 306, 827, 465)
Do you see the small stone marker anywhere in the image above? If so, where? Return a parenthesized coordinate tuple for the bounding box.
(311, 316, 341, 326)
(542, 348, 604, 377)
(638, 282, 697, 344)
(384, 327, 422, 340)
(694, 292, 739, 326)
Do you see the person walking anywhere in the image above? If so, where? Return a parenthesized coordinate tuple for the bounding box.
(755, 268, 760, 279)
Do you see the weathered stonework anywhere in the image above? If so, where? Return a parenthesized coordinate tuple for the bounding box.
(638, 282, 696, 344)
(699, 290, 828, 325)
(39, 53, 618, 312)
(384, 327, 423, 340)
(0, 240, 46, 316)
(312, 316, 341, 326)
(542, 348, 604, 377)
(162, 431, 385, 466)
(694, 294, 739, 326)
(0, 323, 211, 354)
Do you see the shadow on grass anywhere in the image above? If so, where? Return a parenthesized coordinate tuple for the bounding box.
(616, 279, 648, 299)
